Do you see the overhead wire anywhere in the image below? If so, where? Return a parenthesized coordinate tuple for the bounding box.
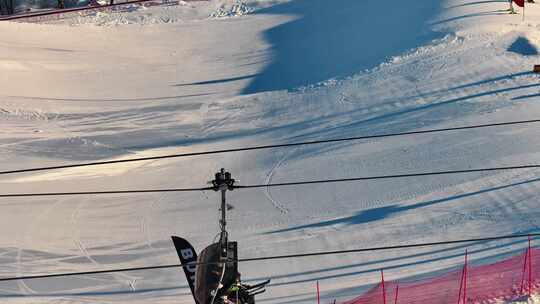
(0, 119, 538, 176)
(235, 164, 540, 189)
(0, 121, 538, 281)
(0, 187, 214, 198)
(2, 164, 538, 197)
(0, 232, 537, 282)
(238, 233, 540, 262)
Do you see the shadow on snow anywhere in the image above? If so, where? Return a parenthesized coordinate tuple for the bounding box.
(242, 0, 444, 94)
(267, 177, 540, 234)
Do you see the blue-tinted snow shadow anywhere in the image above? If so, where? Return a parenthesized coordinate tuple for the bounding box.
(242, 0, 444, 94)
(251, 234, 540, 304)
(104, 76, 540, 163)
(116, 71, 538, 153)
(508, 37, 539, 56)
(0, 237, 532, 298)
(43, 71, 537, 162)
(0, 234, 537, 299)
(258, 235, 539, 291)
(267, 177, 540, 234)
(284, 82, 540, 146)
(432, 10, 509, 25)
(446, 1, 507, 9)
(173, 75, 259, 87)
(412, 71, 534, 98)
(249, 236, 525, 283)
(0, 285, 188, 298)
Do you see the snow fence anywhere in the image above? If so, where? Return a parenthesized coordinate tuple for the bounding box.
(0, 0, 203, 21)
(340, 246, 539, 304)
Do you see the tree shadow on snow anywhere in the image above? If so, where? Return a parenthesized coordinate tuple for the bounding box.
(258, 235, 538, 292)
(446, 1, 508, 9)
(243, 0, 444, 94)
(267, 177, 540, 234)
(433, 10, 510, 25)
(282, 82, 540, 146)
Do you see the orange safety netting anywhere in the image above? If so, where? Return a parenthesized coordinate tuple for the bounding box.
(340, 247, 539, 304)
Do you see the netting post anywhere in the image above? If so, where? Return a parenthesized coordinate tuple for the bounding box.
(394, 284, 399, 304)
(529, 235, 532, 298)
(316, 281, 320, 304)
(381, 270, 387, 304)
(463, 249, 468, 304)
(521, 245, 529, 295)
(457, 258, 465, 304)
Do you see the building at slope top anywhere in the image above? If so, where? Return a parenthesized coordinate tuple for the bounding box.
(0, 0, 14, 14)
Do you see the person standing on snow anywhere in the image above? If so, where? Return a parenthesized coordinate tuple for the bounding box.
(508, 0, 516, 13)
(508, 0, 535, 14)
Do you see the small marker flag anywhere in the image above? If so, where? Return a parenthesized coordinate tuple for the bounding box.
(513, 0, 525, 7)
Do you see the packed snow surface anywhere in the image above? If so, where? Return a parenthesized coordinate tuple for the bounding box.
(499, 294, 540, 304)
(1, 0, 540, 303)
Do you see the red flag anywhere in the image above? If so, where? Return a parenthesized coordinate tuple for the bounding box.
(513, 0, 525, 7)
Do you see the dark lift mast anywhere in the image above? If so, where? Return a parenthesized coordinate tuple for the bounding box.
(172, 169, 270, 304)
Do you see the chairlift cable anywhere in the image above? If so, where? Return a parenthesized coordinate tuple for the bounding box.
(0, 119, 538, 176)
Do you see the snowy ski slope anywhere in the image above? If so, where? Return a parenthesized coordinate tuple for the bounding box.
(1, 0, 540, 303)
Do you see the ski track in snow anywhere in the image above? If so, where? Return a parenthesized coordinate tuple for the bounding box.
(15, 197, 68, 296)
(71, 199, 138, 290)
(139, 196, 158, 251)
(264, 149, 293, 215)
